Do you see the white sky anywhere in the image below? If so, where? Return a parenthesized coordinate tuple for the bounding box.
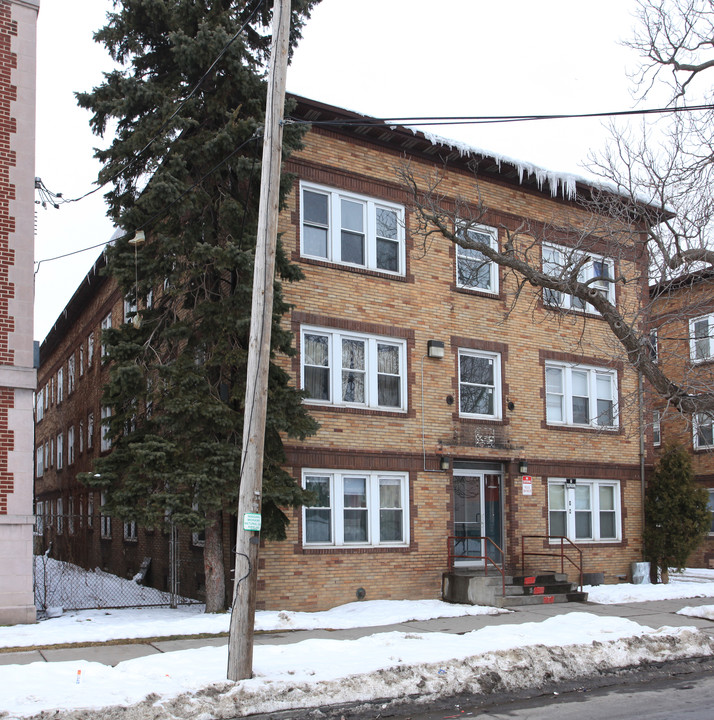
(33, 0, 647, 341)
(3, 564, 714, 718)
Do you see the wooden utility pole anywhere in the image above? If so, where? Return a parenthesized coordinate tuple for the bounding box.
(227, 0, 291, 682)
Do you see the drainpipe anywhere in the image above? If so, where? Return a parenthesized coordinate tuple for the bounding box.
(638, 371, 646, 540)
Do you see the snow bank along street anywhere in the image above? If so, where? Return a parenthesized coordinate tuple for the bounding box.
(2, 570, 714, 720)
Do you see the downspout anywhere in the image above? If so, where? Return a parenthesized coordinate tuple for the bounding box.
(638, 371, 646, 542)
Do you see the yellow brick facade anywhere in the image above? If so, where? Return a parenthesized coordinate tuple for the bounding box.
(257, 114, 649, 611)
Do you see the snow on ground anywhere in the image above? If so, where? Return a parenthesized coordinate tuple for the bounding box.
(2, 613, 711, 719)
(586, 569, 714, 604)
(0, 599, 505, 649)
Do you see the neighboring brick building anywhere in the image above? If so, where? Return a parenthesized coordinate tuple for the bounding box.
(650, 271, 714, 568)
(35, 96, 655, 610)
(0, 0, 39, 625)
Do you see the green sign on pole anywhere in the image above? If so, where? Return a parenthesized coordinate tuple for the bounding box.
(243, 513, 262, 532)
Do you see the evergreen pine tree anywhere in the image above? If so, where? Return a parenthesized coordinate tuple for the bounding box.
(644, 443, 711, 583)
(77, 0, 320, 611)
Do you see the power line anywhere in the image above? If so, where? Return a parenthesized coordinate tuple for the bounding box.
(42, 0, 265, 207)
(284, 103, 714, 128)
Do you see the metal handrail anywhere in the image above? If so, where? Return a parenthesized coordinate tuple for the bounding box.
(520, 535, 583, 591)
(447, 535, 506, 597)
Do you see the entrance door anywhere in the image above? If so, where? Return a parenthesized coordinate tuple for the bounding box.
(453, 472, 503, 565)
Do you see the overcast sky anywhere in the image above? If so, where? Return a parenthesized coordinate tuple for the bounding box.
(33, 0, 645, 341)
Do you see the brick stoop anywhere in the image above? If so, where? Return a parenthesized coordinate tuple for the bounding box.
(442, 570, 588, 608)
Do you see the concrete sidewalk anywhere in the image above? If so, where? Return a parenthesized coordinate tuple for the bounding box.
(2, 596, 713, 668)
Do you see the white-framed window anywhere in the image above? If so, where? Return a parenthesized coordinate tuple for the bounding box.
(34, 501, 44, 535)
(68, 355, 75, 394)
(44, 440, 49, 469)
(301, 327, 406, 411)
(300, 182, 406, 275)
(707, 489, 714, 535)
(653, 410, 661, 447)
(100, 492, 111, 539)
(124, 298, 137, 324)
(101, 312, 112, 357)
(87, 492, 94, 529)
(542, 243, 615, 312)
(36, 446, 44, 477)
(79, 420, 84, 453)
(124, 520, 138, 542)
(56, 432, 63, 470)
(67, 426, 75, 465)
(690, 314, 714, 362)
(458, 349, 502, 419)
(56, 497, 63, 534)
(79, 345, 84, 377)
(88, 412, 94, 450)
(694, 413, 714, 449)
(302, 470, 409, 547)
(545, 362, 617, 429)
(68, 496, 75, 535)
(648, 329, 658, 362)
(88, 332, 94, 367)
(43, 383, 49, 411)
(50, 376, 54, 405)
(57, 367, 64, 404)
(49, 438, 54, 468)
(455, 223, 499, 294)
(100, 406, 112, 451)
(36, 388, 44, 422)
(548, 479, 621, 542)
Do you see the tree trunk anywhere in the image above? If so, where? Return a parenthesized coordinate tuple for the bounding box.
(204, 510, 226, 613)
(661, 566, 669, 584)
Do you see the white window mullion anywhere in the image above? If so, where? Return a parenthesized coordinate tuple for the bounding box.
(365, 200, 376, 269)
(329, 193, 340, 262)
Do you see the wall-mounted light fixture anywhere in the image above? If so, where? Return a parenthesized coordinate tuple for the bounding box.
(427, 340, 445, 359)
(128, 230, 146, 246)
(519, 459, 528, 475)
(440, 455, 451, 471)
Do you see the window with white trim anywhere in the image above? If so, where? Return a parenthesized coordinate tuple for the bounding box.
(35, 501, 44, 535)
(100, 492, 111, 539)
(36, 388, 44, 422)
(100, 406, 112, 451)
(545, 362, 617, 428)
(57, 367, 64, 404)
(88, 492, 94, 529)
(68, 496, 75, 535)
(67, 426, 75, 465)
(653, 410, 661, 447)
(708, 489, 714, 535)
(56, 498, 63, 534)
(455, 223, 499, 294)
(49, 438, 54, 468)
(302, 470, 409, 547)
(79, 420, 84, 453)
(300, 183, 405, 275)
(694, 413, 714, 449)
(101, 313, 112, 357)
(124, 520, 138, 542)
(43, 383, 48, 411)
(542, 243, 615, 312)
(88, 412, 94, 450)
(458, 349, 501, 419)
(690, 314, 714, 362)
(648, 329, 658, 362)
(88, 332, 94, 367)
(56, 432, 63, 470)
(79, 345, 84, 377)
(44, 440, 49, 469)
(301, 327, 406, 411)
(124, 298, 137, 324)
(68, 355, 75, 394)
(36, 446, 44, 477)
(548, 479, 621, 542)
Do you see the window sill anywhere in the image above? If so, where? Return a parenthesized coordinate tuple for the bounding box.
(301, 544, 410, 553)
(303, 401, 407, 416)
(544, 422, 619, 434)
(296, 255, 408, 282)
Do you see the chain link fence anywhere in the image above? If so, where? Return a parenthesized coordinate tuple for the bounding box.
(33, 515, 203, 612)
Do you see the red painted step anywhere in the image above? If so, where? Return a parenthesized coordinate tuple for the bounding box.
(543, 596, 555, 604)
(533, 586, 544, 595)
(524, 576, 536, 586)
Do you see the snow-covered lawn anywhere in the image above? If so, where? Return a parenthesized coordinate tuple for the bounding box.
(2, 567, 714, 719)
(0, 599, 505, 649)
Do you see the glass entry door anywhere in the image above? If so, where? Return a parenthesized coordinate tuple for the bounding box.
(453, 472, 503, 566)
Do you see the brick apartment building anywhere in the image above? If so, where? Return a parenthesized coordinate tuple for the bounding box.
(0, 0, 39, 626)
(650, 271, 714, 568)
(35, 96, 656, 611)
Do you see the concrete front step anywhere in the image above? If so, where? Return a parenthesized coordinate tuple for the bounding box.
(443, 570, 588, 608)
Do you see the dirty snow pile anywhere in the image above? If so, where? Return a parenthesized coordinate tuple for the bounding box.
(2, 612, 713, 719)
